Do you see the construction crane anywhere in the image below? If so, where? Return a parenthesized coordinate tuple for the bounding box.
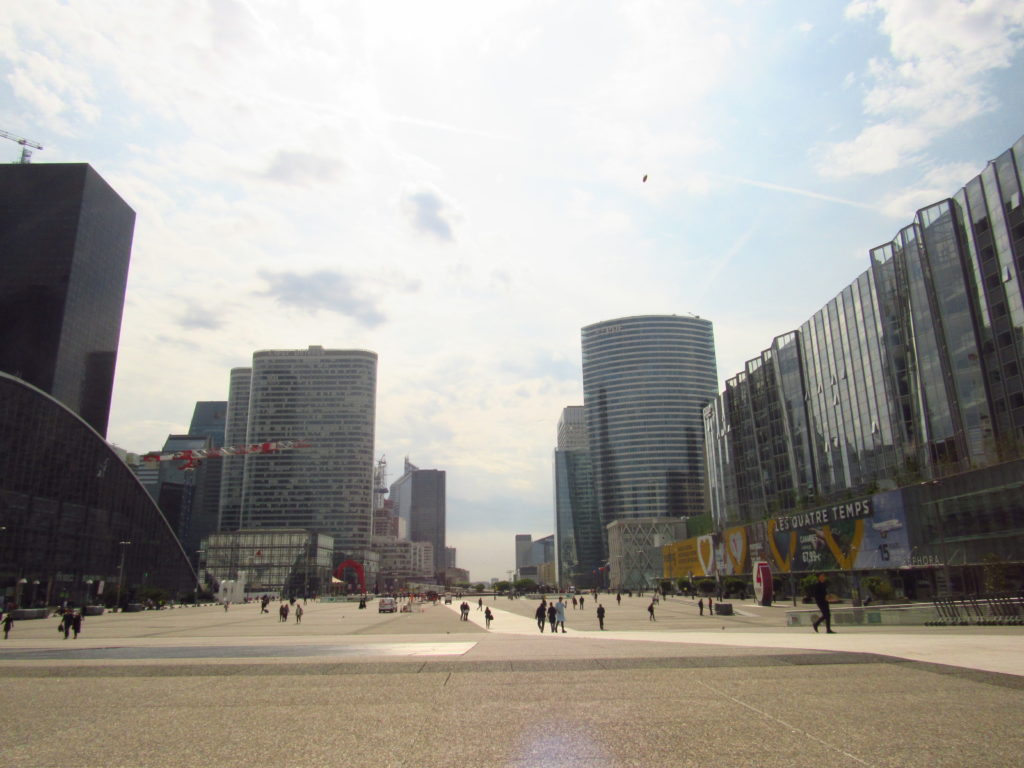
(0, 128, 43, 163)
(142, 439, 311, 470)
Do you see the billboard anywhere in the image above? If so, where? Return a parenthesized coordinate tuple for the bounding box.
(662, 492, 910, 578)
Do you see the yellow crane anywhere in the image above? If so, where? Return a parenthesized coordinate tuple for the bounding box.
(0, 128, 43, 163)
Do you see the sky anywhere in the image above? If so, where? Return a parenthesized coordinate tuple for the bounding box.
(2, 1, 1024, 583)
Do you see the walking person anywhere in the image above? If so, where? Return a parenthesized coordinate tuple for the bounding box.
(3, 612, 13, 639)
(547, 602, 557, 634)
(647, 601, 656, 621)
(484, 606, 493, 629)
(596, 603, 606, 630)
(478, 597, 483, 611)
(60, 610, 74, 639)
(707, 596, 713, 617)
(571, 595, 578, 609)
(555, 598, 567, 633)
(535, 600, 547, 633)
(812, 573, 836, 633)
(698, 598, 704, 616)
(616, 593, 622, 606)
(295, 603, 303, 624)
(71, 611, 82, 639)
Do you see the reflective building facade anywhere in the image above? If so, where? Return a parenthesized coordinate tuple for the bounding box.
(706, 136, 1024, 565)
(582, 315, 718, 529)
(228, 347, 377, 564)
(0, 373, 196, 606)
(389, 459, 446, 578)
(0, 163, 135, 437)
(554, 406, 601, 588)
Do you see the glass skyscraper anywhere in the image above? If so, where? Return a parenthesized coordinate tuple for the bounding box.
(582, 315, 718, 530)
(554, 406, 601, 587)
(0, 163, 136, 437)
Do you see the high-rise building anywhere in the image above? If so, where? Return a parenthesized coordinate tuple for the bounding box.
(389, 458, 446, 578)
(554, 406, 600, 588)
(0, 163, 136, 436)
(222, 346, 377, 564)
(581, 315, 718, 531)
(218, 368, 252, 532)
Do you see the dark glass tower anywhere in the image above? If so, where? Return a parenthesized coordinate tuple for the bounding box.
(0, 163, 135, 437)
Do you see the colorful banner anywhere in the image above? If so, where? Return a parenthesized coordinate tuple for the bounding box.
(662, 492, 910, 578)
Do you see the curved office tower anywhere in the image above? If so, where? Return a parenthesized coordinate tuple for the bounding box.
(582, 315, 717, 529)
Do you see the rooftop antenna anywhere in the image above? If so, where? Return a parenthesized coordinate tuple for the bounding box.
(0, 128, 44, 163)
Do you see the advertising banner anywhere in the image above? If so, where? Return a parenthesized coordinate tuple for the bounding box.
(662, 492, 910, 579)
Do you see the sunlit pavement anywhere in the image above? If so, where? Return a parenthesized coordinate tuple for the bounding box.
(2, 598, 1022, 767)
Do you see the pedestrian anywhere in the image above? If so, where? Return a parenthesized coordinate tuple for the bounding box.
(547, 602, 557, 634)
(484, 606, 493, 629)
(812, 573, 836, 634)
(60, 610, 73, 639)
(647, 601, 656, 621)
(71, 611, 82, 639)
(571, 595, 578, 609)
(279, 603, 289, 622)
(478, 597, 483, 611)
(616, 592, 621, 605)
(698, 598, 704, 616)
(596, 603, 605, 630)
(708, 596, 713, 616)
(535, 601, 547, 633)
(3, 612, 13, 639)
(223, 601, 230, 612)
(555, 599, 567, 633)
(578, 595, 585, 610)
(295, 604, 303, 624)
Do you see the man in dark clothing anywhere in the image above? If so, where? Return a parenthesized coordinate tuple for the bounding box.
(535, 601, 547, 633)
(596, 603, 605, 630)
(547, 602, 557, 633)
(812, 573, 836, 633)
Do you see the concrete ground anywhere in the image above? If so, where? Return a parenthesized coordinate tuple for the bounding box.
(1, 595, 1021, 768)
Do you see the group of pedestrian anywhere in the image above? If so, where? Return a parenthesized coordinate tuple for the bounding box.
(697, 596, 714, 616)
(58, 608, 83, 639)
(533, 598, 568, 633)
(459, 601, 471, 620)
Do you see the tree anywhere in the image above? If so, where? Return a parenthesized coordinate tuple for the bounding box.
(514, 578, 537, 592)
(493, 580, 511, 593)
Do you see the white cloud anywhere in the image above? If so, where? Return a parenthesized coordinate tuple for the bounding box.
(817, 0, 1024, 176)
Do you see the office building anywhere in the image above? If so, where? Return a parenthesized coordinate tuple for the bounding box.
(0, 373, 195, 606)
(389, 459, 446, 578)
(0, 163, 136, 436)
(200, 528, 333, 598)
(223, 346, 377, 565)
(217, 368, 252, 532)
(554, 406, 601, 588)
(703, 135, 1024, 595)
(582, 315, 718, 528)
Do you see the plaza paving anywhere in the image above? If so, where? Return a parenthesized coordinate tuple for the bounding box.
(1, 595, 1021, 767)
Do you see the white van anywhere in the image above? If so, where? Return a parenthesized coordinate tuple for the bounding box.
(378, 596, 397, 613)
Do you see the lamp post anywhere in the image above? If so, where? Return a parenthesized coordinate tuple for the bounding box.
(115, 540, 131, 610)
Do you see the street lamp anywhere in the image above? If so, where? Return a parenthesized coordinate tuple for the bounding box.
(115, 540, 131, 610)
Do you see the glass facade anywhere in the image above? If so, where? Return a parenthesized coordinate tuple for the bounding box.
(0, 373, 196, 607)
(706, 135, 1024, 574)
(232, 347, 377, 563)
(0, 164, 136, 437)
(200, 528, 333, 598)
(582, 315, 718, 535)
(554, 447, 600, 587)
(388, 466, 446, 577)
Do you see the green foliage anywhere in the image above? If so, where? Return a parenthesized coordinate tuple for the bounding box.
(724, 577, 747, 598)
(513, 578, 537, 592)
(676, 578, 693, 593)
(862, 576, 894, 601)
(800, 574, 819, 600)
(697, 579, 716, 595)
(493, 581, 511, 592)
(473, 583, 487, 592)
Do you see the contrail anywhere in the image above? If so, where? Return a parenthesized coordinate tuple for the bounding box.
(713, 172, 880, 211)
